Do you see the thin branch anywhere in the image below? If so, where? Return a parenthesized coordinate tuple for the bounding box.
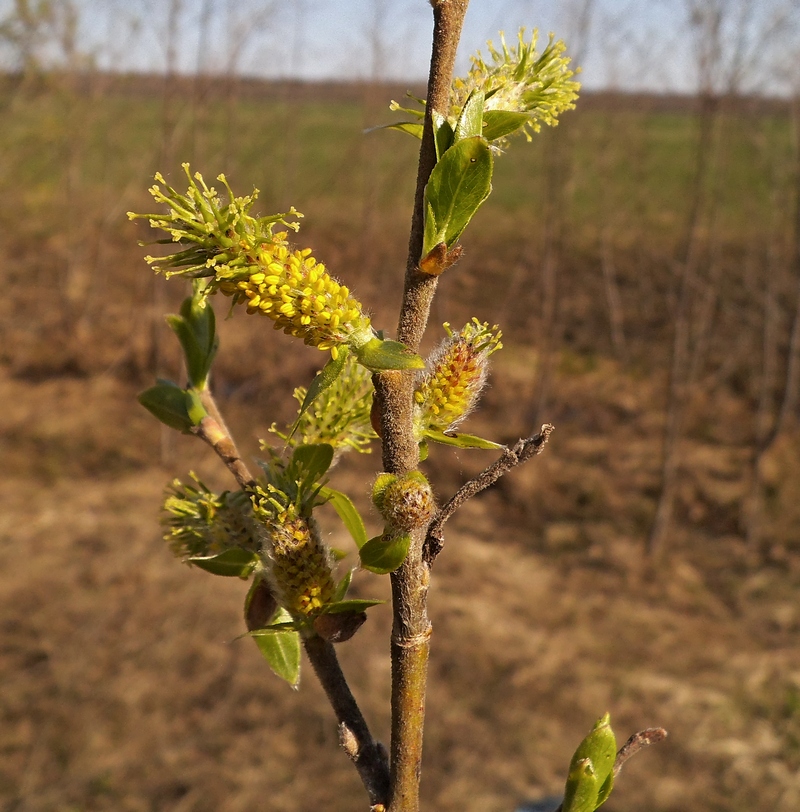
(612, 727, 668, 777)
(190, 389, 256, 490)
(424, 424, 555, 564)
(304, 636, 390, 807)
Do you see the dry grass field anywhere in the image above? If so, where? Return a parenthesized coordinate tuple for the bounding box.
(2, 78, 800, 811)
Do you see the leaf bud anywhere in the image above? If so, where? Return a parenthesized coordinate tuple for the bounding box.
(372, 471, 434, 532)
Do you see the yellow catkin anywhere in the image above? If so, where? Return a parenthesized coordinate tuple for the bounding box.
(266, 509, 336, 616)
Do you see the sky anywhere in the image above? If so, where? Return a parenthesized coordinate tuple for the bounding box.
(1, 0, 798, 95)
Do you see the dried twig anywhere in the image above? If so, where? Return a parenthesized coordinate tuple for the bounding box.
(423, 424, 555, 564)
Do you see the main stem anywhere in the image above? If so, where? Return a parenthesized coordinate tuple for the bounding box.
(378, 3, 469, 811)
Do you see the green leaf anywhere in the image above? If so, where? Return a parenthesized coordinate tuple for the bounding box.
(291, 349, 350, 435)
(332, 569, 353, 603)
(431, 110, 454, 161)
(422, 202, 439, 266)
(378, 121, 424, 139)
(290, 443, 335, 493)
(355, 338, 424, 371)
(138, 381, 195, 433)
(325, 598, 384, 613)
(165, 286, 219, 390)
(418, 440, 429, 461)
(563, 759, 600, 812)
(359, 533, 411, 574)
(422, 136, 493, 257)
(453, 90, 485, 142)
(318, 486, 368, 549)
(188, 547, 258, 577)
(562, 713, 617, 812)
(423, 430, 504, 450)
(482, 110, 531, 142)
(250, 608, 301, 686)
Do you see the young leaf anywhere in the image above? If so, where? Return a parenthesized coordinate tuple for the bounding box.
(355, 338, 424, 371)
(324, 599, 384, 613)
(374, 121, 424, 139)
(423, 429, 504, 450)
(250, 608, 301, 686)
(290, 443, 335, 493)
(138, 381, 197, 433)
(318, 486, 368, 549)
(421, 136, 493, 257)
(562, 713, 617, 812)
(174, 289, 219, 389)
(188, 547, 259, 577)
(332, 569, 354, 603)
(290, 349, 350, 435)
(482, 110, 531, 143)
(359, 533, 411, 574)
(431, 110, 454, 160)
(453, 90, 485, 142)
(563, 759, 600, 812)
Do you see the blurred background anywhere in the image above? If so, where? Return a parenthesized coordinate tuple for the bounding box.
(2, 1, 800, 810)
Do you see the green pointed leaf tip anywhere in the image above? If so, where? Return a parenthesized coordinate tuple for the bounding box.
(318, 486, 368, 549)
(423, 430, 504, 450)
(481, 110, 532, 142)
(422, 136, 493, 257)
(562, 713, 616, 812)
(377, 121, 424, 139)
(359, 533, 411, 574)
(188, 547, 259, 577)
(251, 608, 301, 686)
(453, 90, 486, 142)
(432, 111, 454, 161)
(355, 338, 424, 371)
(292, 349, 350, 434)
(324, 598, 384, 613)
(332, 569, 354, 603)
(138, 382, 195, 433)
(289, 443, 335, 493)
(168, 290, 218, 389)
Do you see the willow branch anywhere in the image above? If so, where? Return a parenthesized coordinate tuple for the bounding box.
(190, 389, 256, 490)
(304, 636, 390, 808)
(377, 3, 470, 812)
(424, 424, 554, 564)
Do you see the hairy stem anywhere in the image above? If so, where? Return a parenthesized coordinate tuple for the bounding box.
(378, 3, 470, 811)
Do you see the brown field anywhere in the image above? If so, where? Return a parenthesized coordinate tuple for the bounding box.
(2, 76, 800, 812)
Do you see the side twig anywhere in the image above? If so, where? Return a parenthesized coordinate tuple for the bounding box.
(424, 424, 555, 564)
(304, 636, 391, 808)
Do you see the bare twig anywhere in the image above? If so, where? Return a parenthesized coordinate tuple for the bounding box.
(424, 424, 555, 564)
(304, 636, 390, 807)
(612, 727, 668, 777)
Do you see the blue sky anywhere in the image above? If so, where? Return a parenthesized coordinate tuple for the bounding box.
(2, 0, 796, 95)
